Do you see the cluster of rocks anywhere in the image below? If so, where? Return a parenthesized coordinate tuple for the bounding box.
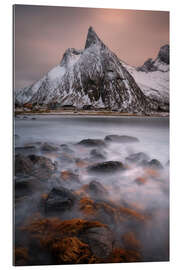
(14, 134, 167, 265)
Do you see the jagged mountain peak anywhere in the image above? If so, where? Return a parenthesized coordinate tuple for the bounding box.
(157, 44, 169, 64)
(137, 44, 169, 72)
(85, 26, 105, 49)
(15, 27, 161, 113)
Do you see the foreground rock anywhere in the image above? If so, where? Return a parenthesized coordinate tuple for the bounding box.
(79, 226, 113, 258)
(88, 180, 108, 198)
(15, 154, 57, 178)
(105, 135, 139, 143)
(88, 161, 125, 174)
(90, 148, 106, 161)
(21, 217, 113, 264)
(148, 159, 163, 169)
(15, 154, 34, 175)
(77, 139, 106, 148)
(41, 142, 59, 152)
(126, 152, 149, 165)
(45, 187, 76, 214)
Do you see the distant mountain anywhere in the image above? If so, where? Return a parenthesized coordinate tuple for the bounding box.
(15, 27, 169, 113)
(121, 45, 169, 111)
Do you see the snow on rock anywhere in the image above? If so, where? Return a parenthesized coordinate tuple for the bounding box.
(15, 27, 169, 113)
(121, 44, 169, 110)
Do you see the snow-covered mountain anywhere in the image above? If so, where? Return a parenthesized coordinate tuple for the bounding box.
(15, 27, 169, 113)
(121, 45, 169, 111)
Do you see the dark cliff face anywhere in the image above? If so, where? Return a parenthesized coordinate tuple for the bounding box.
(137, 44, 169, 72)
(158, 45, 169, 64)
(15, 27, 158, 113)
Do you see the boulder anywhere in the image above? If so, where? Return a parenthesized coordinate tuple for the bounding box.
(88, 180, 108, 198)
(41, 142, 59, 152)
(126, 152, 149, 165)
(105, 135, 139, 143)
(80, 226, 113, 258)
(90, 149, 106, 160)
(77, 139, 106, 148)
(15, 154, 33, 175)
(148, 159, 163, 170)
(28, 154, 57, 178)
(45, 187, 76, 213)
(88, 161, 125, 174)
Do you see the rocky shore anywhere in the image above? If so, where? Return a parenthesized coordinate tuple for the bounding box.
(14, 134, 169, 265)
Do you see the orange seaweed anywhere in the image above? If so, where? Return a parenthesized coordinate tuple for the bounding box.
(118, 206, 147, 222)
(109, 248, 141, 263)
(122, 232, 141, 250)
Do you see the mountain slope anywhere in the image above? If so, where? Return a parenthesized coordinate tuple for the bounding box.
(121, 45, 169, 111)
(15, 27, 158, 113)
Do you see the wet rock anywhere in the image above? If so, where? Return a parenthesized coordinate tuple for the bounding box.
(148, 159, 163, 170)
(126, 152, 149, 165)
(15, 145, 37, 155)
(41, 142, 59, 152)
(15, 154, 33, 175)
(80, 226, 113, 258)
(90, 148, 106, 160)
(60, 170, 80, 184)
(45, 187, 76, 213)
(77, 139, 106, 148)
(88, 180, 108, 198)
(88, 161, 125, 174)
(28, 154, 57, 178)
(60, 144, 74, 154)
(105, 135, 139, 143)
(15, 176, 45, 198)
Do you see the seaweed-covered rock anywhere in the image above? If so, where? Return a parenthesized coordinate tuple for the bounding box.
(105, 135, 139, 143)
(77, 139, 106, 148)
(80, 226, 113, 258)
(88, 161, 125, 174)
(45, 187, 76, 213)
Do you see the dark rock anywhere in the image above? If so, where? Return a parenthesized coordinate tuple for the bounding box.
(90, 148, 106, 160)
(41, 142, 59, 152)
(28, 154, 57, 178)
(15, 176, 43, 198)
(126, 152, 149, 165)
(15, 154, 33, 175)
(80, 226, 113, 258)
(60, 144, 74, 154)
(77, 139, 106, 148)
(105, 135, 139, 143)
(88, 180, 108, 198)
(15, 145, 37, 155)
(88, 161, 125, 174)
(60, 170, 80, 183)
(148, 159, 163, 170)
(32, 117, 36, 120)
(158, 44, 169, 64)
(45, 187, 76, 213)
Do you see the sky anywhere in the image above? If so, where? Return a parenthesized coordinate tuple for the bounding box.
(14, 5, 169, 90)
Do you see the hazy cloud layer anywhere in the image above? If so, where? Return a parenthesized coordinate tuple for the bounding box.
(14, 5, 169, 89)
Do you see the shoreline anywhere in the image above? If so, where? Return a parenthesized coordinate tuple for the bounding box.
(14, 109, 169, 118)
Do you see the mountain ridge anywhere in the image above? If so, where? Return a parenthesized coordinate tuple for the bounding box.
(15, 27, 169, 113)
